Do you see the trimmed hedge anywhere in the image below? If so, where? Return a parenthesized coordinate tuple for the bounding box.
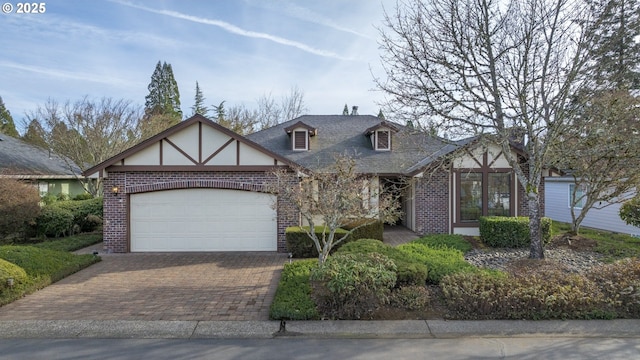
(35, 198, 103, 237)
(337, 239, 429, 286)
(269, 259, 319, 320)
(285, 226, 350, 258)
(54, 198, 104, 232)
(36, 206, 74, 238)
(479, 216, 552, 248)
(342, 219, 384, 241)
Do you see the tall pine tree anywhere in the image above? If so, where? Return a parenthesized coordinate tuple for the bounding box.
(0, 96, 18, 137)
(191, 81, 208, 116)
(142, 61, 182, 138)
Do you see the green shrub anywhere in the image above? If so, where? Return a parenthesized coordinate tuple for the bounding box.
(270, 259, 319, 320)
(0, 258, 29, 292)
(36, 206, 74, 238)
(310, 252, 397, 319)
(620, 196, 640, 228)
(72, 193, 94, 201)
(338, 239, 428, 286)
(342, 219, 384, 241)
(285, 226, 350, 258)
(54, 198, 103, 232)
(56, 193, 69, 201)
(389, 286, 430, 311)
(412, 234, 473, 253)
(397, 243, 476, 284)
(587, 258, 640, 318)
(441, 270, 613, 320)
(479, 216, 552, 248)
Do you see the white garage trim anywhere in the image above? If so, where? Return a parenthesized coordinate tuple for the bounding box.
(130, 188, 277, 252)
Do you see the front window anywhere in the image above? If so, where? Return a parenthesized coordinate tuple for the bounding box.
(459, 171, 512, 222)
(376, 130, 390, 150)
(488, 173, 511, 216)
(569, 184, 586, 209)
(460, 173, 482, 222)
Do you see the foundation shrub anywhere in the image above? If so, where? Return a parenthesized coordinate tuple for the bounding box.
(341, 219, 384, 241)
(36, 206, 74, 237)
(479, 216, 552, 248)
(310, 252, 397, 319)
(54, 198, 103, 232)
(337, 239, 428, 286)
(285, 226, 350, 258)
(397, 243, 476, 284)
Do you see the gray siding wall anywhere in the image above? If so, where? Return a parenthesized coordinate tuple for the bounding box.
(544, 178, 640, 236)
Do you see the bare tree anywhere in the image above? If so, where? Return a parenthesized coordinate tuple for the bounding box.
(376, 0, 593, 259)
(256, 86, 308, 130)
(25, 96, 143, 195)
(271, 155, 402, 264)
(553, 91, 640, 233)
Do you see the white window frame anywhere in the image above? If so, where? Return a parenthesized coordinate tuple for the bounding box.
(375, 130, 390, 151)
(569, 183, 587, 209)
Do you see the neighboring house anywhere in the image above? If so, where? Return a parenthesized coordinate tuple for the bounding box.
(85, 114, 543, 253)
(545, 176, 640, 236)
(0, 134, 88, 198)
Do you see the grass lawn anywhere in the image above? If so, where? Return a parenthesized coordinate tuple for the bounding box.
(0, 234, 102, 307)
(551, 221, 640, 261)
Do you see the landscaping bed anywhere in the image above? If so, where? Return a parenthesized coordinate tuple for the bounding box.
(270, 224, 640, 321)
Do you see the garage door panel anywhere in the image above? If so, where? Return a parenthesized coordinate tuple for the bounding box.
(130, 189, 277, 252)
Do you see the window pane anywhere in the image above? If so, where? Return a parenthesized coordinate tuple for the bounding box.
(488, 173, 511, 217)
(569, 184, 586, 208)
(377, 131, 389, 149)
(460, 173, 482, 222)
(294, 131, 306, 150)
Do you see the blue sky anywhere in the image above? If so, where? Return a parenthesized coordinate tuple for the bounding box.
(1, 0, 393, 133)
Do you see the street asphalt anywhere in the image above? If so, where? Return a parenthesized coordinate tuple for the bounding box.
(1, 319, 639, 339)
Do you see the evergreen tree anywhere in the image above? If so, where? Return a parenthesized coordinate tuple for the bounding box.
(21, 119, 48, 148)
(585, 0, 640, 90)
(191, 81, 208, 117)
(142, 61, 182, 137)
(342, 104, 349, 115)
(0, 96, 18, 137)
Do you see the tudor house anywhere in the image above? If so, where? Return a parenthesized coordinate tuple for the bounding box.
(85, 113, 542, 253)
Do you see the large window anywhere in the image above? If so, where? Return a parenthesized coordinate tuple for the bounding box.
(569, 184, 586, 209)
(488, 173, 511, 216)
(460, 173, 482, 222)
(459, 171, 512, 222)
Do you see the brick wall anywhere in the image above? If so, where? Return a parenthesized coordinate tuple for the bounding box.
(413, 170, 449, 235)
(102, 171, 298, 253)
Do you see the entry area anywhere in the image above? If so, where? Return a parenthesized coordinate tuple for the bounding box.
(130, 188, 277, 252)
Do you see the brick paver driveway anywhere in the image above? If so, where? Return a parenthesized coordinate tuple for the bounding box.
(0, 252, 288, 321)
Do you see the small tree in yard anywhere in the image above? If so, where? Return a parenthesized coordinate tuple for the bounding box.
(272, 155, 403, 265)
(0, 177, 40, 240)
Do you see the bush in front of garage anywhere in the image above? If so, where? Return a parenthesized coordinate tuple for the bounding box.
(285, 226, 350, 258)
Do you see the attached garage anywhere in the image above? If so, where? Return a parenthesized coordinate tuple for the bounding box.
(130, 188, 277, 252)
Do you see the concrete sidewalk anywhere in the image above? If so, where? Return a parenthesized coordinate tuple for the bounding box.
(1, 319, 639, 339)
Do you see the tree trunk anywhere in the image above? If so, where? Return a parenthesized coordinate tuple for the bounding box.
(528, 194, 544, 259)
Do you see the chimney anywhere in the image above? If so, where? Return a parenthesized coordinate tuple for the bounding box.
(351, 106, 358, 116)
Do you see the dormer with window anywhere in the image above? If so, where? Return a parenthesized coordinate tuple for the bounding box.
(365, 121, 398, 151)
(284, 121, 317, 151)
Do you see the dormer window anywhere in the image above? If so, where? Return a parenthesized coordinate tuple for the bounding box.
(293, 130, 308, 151)
(365, 121, 398, 152)
(284, 121, 317, 151)
(376, 130, 390, 150)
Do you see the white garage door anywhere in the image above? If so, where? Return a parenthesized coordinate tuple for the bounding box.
(130, 189, 277, 252)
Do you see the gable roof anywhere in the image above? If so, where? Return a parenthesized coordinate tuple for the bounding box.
(0, 134, 81, 179)
(84, 114, 297, 176)
(246, 115, 462, 175)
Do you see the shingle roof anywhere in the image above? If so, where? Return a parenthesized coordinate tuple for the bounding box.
(0, 134, 81, 178)
(246, 115, 463, 175)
